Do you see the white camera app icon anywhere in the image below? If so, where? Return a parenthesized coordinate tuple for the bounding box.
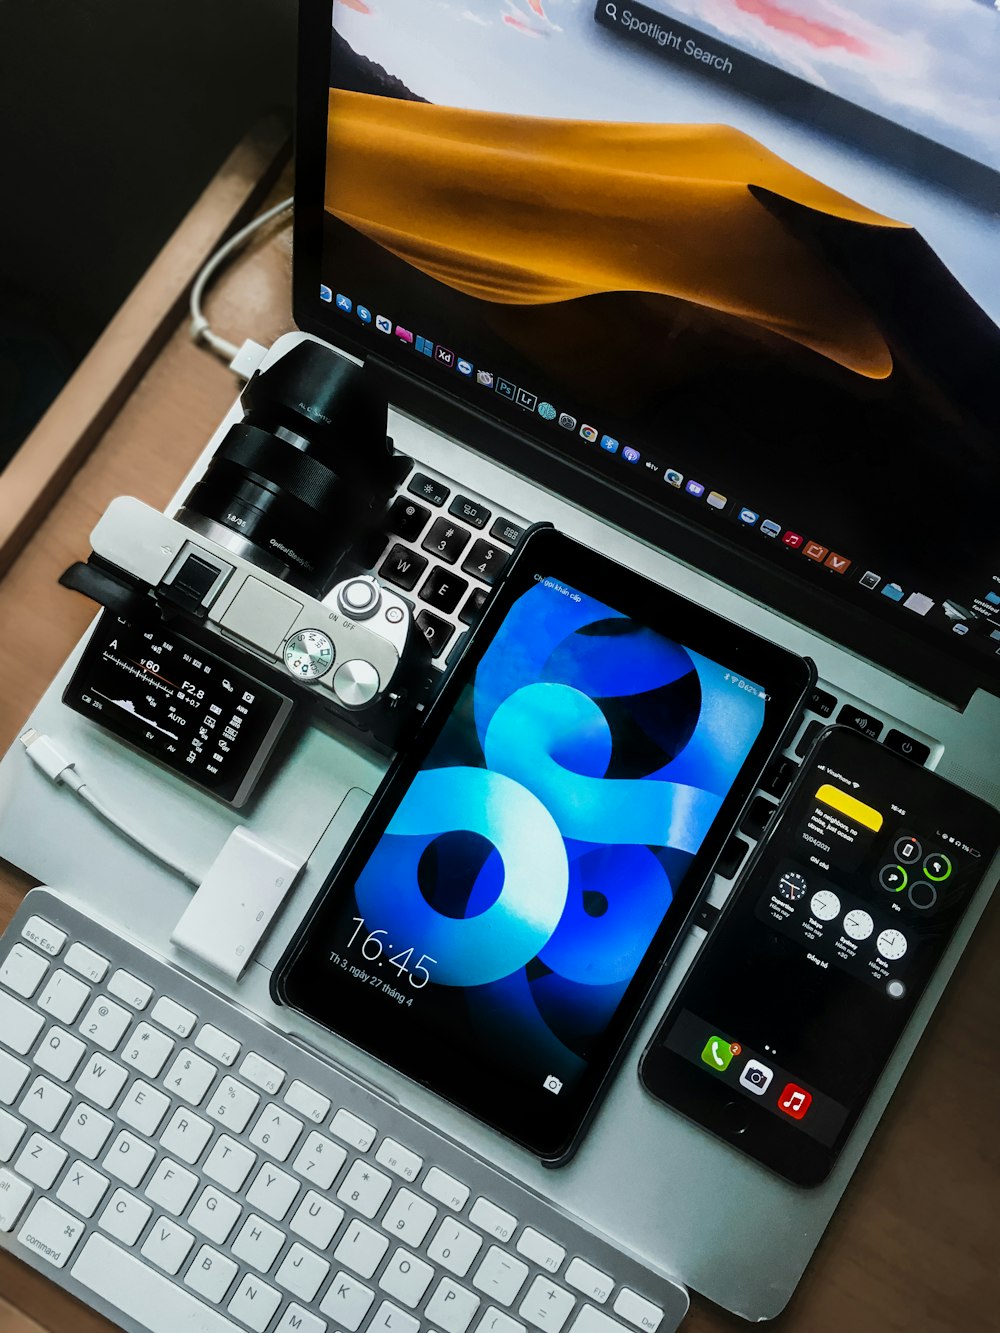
(543, 1075, 563, 1095)
(739, 1060, 773, 1096)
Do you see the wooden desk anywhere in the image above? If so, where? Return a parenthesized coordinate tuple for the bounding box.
(1, 151, 998, 1333)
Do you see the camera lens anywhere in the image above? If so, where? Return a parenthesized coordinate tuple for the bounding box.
(178, 342, 395, 593)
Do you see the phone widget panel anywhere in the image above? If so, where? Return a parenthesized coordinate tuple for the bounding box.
(872, 828, 961, 915)
(756, 859, 913, 997)
(662, 1010, 847, 1147)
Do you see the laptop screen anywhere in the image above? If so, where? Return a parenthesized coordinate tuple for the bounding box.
(300, 0, 1000, 683)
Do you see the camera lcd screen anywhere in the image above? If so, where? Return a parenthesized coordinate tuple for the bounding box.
(276, 529, 811, 1159)
(64, 613, 293, 806)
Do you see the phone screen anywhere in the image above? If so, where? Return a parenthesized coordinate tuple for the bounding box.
(276, 530, 811, 1160)
(641, 726, 1000, 1184)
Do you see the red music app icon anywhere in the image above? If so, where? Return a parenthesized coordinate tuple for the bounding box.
(777, 1082, 812, 1120)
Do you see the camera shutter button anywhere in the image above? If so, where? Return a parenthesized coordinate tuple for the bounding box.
(333, 659, 381, 708)
(337, 578, 381, 619)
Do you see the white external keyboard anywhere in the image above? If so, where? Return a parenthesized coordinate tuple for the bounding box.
(0, 889, 689, 1333)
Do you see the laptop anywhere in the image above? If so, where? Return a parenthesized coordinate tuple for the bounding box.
(0, 0, 998, 1326)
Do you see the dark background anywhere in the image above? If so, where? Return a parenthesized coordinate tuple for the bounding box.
(0, 0, 297, 471)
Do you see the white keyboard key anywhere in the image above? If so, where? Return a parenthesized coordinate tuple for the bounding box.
(107, 969, 152, 1010)
(516, 1229, 565, 1275)
(566, 1260, 613, 1305)
(335, 1218, 389, 1279)
(73, 1233, 244, 1331)
(337, 1159, 392, 1219)
(0, 1050, 30, 1105)
(228, 1272, 283, 1332)
(427, 1276, 483, 1333)
(470, 1197, 517, 1243)
(612, 1290, 663, 1333)
(207, 1076, 260, 1133)
(382, 1187, 436, 1247)
(319, 1270, 375, 1330)
(478, 1307, 528, 1333)
(104, 1129, 156, 1188)
(249, 1102, 303, 1162)
(520, 1277, 577, 1333)
(276, 1241, 330, 1302)
(151, 996, 196, 1039)
(18, 1197, 85, 1266)
(204, 1134, 257, 1193)
(0, 1167, 32, 1231)
(240, 1052, 285, 1096)
(21, 916, 66, 957)
(34, 1026, 87, 1083)
(369, 1299, 419, 1333)
(380, 1247, 435, 1307)
(246, 1162, 299, 1221)
(145, 1158, 199, 1215)
(429, 1216, 484, 1277)
(164, 1049, 217, 1106)
(79, 996, 131, 1052)
(195, 1025, 241, 1067)
(285, 1079, 330, 1124)
(66, 942, 109, 984)
(277, 1303, 326, 1333)
(122, 1023, 175, 1079)
(99, 1186, 152, 1245)
(56, 1160, 109, 1218)
(15, 1132, 67, 1188)
(423, 1165, 470, 1213)
(0, 989, 45, 1055)
(186, 1242, 239, 1303)
(75, 1052, 128, 1109)
(568, 1305, 631, 1333)
(141, 1216, 196, 1275)
(20, 1074, 72, 1132)
(190, 1184, 243, 1245)
(61, 1103, 115, 1160)
(119, 1079, 171, 1137)
(290, 1189, 343, 1250)
(232, 1212, 285, 1272)
(0, 1108, 26, 1162)
(475, 1245, 530, 1306)
(376, 1137, 422, 1182)
(160, 1107, 213, 1165)
(331, 1107, 376, 1152)
(37, 969, 90, 1026)
(293, 1129, 346, 1190)
(1, 942, 48, 997)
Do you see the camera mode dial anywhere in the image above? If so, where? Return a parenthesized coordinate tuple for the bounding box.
(283, 629, 335, 680)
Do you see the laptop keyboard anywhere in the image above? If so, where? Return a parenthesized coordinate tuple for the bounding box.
(0, 890, 689, 1333)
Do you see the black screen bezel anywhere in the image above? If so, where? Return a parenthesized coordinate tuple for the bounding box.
(639, 726, 1000, 1186)
(290, 0, 999, 712)
(273, 525, 813, 1162)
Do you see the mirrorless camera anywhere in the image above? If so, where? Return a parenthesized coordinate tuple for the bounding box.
(59, 343, 433, 803)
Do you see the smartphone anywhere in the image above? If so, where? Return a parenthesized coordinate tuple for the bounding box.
(641, 726, 1000, 1186)
(273, 527, 813, 1163)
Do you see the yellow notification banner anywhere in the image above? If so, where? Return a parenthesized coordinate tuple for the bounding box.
(815, 784, 883, 832)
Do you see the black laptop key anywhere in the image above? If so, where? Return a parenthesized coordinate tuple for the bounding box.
(462, 539, 509, 587)
(808, 687, 837, 718)
(716, 834, 750, 880)
(416, 610, 454, 659)
(408, 473, 450, 507)
(489, 516, 526, 549)
(387, 496, 431, 542)
(379, 543, 429, 592)
(795, 718, 825, 758)
(420, 567, 469, 616)
(422, 517, 472, 564)
(763, 756, 798, 799)
(460, 586, 490, 625)
(882, 730, 930, 766)
(741, 795, 777, 840)
(448, 495, 491, 530)
(836, 705, 883, 740)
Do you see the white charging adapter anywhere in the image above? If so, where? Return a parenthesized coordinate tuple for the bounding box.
(171, 827, 305, 980)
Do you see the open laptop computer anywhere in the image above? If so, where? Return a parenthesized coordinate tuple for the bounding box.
(0, 0, 998, 1328)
